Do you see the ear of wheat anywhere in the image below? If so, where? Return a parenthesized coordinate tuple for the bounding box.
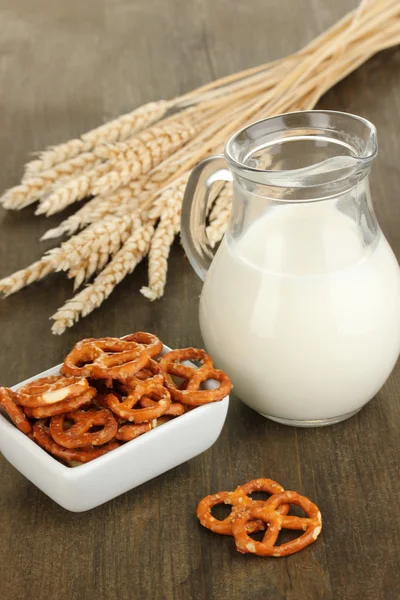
(0, 0, 399, 333)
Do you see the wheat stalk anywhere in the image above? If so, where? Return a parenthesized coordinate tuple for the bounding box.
(51, 217, 156, 334)
(0, 153, 103, 210)
(41, 180, 147, 239)
(140, 175, 189, 301)
(23, 100, 170, 179)
(0, 257, 55, 296)
(206, 183, 233, 248)
(0, 0, 398, 333)
(91, 120, 198, 197)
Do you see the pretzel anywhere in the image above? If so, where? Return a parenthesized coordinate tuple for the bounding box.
(24, 387, 96, 418)
(50, 408, 118, 448)
(116, 421, 152, 442)
(0, 387, 32, 434)
(124, 358, 164, 388)
(159, 348, 231, 405)
(33, 420, 120, 463)
(123, 332, 163, 358)
(63, 338, 149, 381)
(196, 478, 289, 536)
(232, 490, 322, 557)
(15, 376, 89, 408)
(139, 396, 185, 417)
(106, 379, 171, 422)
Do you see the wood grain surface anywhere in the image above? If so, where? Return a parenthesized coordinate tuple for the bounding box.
(1, 1, 399, 599)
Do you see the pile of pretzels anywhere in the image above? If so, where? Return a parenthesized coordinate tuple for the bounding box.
(0, 332, 232, 465)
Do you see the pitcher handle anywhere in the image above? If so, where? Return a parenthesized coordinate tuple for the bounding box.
(181, 155, 232, 281)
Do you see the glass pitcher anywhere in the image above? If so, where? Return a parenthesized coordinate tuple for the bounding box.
(181, 111, 400, 427)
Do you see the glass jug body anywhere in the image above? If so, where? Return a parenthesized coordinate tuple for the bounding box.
(181, 111, 400, 426)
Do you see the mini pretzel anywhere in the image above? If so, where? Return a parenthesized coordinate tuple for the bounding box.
(196, 478, 289, 536)
(0, 387, 32, 434)
(125, 358, 164, 388)
(63, 338, 149, 381)
(33, 420, 120, 463)
(106, 379, 171, 422)
(123, 332, 163, 358)
(50, 409, 118, 448)
(232, 490, 322, 557)
(116, 421, 152, 442)
(139, 396, 186, 417)
(160, 348, 231, 405)
(15, 376, 89, 408)
(24, 387, 96, 418)
(180, 367, 232, 406)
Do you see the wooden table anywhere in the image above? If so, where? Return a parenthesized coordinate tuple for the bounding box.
(1, 1, 399, 599)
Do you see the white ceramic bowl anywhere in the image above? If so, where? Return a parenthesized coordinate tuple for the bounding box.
(0, 345, 229, 512)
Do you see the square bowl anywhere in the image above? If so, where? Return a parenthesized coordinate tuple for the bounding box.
(0, 345, 229, 512)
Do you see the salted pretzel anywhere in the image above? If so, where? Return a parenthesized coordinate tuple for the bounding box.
(232, 490, 322, 557)
(23, 387, 96, 418)
(50, 408, 118, 448)
(159, 349, 231, 405)
(124, 358, 164, 388)
(139, 396, 185, 417)
(0, 387, 32, 434)
(15, 376, 89, 408)
(106, 379, 171, 422)
(115, 421, 152, 442)
(63, 338, 149, 381)
(196, 478, 289, 536)
(33, 420, 120, 463)
(123, 332, 163, 358)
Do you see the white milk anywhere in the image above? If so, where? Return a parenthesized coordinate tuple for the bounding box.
(200, 203, 400, 422)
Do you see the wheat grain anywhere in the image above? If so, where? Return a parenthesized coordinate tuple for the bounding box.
(1, 153, 103, 210)
(23, 140, 93, 181)
(47, 213, 137, 273)
(206, 183, 233, 248)
(61, 213, 144, 288)
(91, 120, 197, 196)
(0, 257, 56, 296)
(23, 100, 170, 178)
(41, 180, 146, 239)
(140, 175, 188, 300)
(51, 218, 156, 334)
(35, 161, 112, 216)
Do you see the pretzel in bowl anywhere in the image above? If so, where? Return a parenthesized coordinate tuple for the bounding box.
(196, 478, 289, 536)
(23, 387, 96, 419)
(124, 358, 164, 388)
(0, 387, 32, 434)
(115, 422, 152, 442)
(16, 376, 89, 408)
(232, 490, 322, 557)
(50, 409, 118, 448)
(106, 379, 171, 422)
(123, 332, 163, 358)
(63, 338, 149, 381)
(139, 396, 185, 417)
(33, 420, 120, 463)
(159, 349, 232, 405)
